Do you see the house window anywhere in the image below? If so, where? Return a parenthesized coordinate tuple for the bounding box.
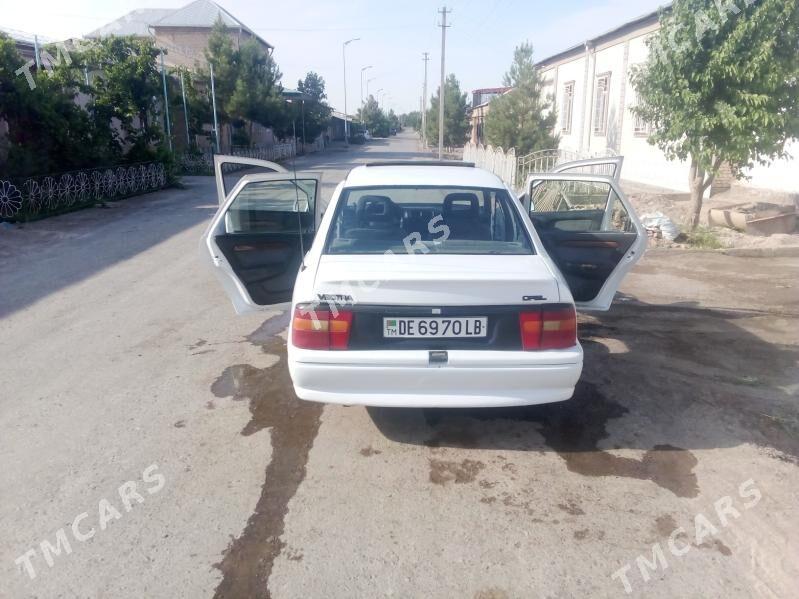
(593, 73, 611, 136)
(630, 87, 651, 137)
(561, 81, 575, 134)
(633, 107, 651, 137)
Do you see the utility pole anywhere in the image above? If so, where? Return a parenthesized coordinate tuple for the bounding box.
(209, 62, 220, 153)
(437, 6, 451, 159)
(422, 52, 430, 148)
(342, 38, 360, 146)
(160, 51, 172, 152)
(179, 70, 190, 148)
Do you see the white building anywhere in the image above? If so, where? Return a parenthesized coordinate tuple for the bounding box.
(536, 5, 797, 194)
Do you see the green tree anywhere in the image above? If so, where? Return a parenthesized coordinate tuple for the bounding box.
(203, 17, 237, 124)
(425, 74, 470, 149)
(484, 43, 558, 155)
(401, 111, 421, 130)
(357, 95, 390, 137)
(78, 36, 165, 162)
(297, 71, 332, 143)
(0, 34, 103, 177)
(632, 0, 799, 230)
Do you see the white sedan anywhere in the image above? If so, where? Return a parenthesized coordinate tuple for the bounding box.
(203, 157, 644, 408)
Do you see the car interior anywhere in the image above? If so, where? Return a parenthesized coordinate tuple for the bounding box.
(327, 189, 530, 254)
(528, 180, 637, 303)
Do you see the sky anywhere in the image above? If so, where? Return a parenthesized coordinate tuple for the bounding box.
(2, 0, 668, 115)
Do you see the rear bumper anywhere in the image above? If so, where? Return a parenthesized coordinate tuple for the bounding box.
(288, 347, 583, 408)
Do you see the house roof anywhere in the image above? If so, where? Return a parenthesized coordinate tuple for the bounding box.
(536, 3, 671, 68)
(153, 0, 273, 49)
(85, 9, 174, 38)
(0, 26, 56, 45)
(85, 1, 273, 49)
(472, 87, 510, 95)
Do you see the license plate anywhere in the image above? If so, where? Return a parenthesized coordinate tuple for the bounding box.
(383, 317, 488, 338)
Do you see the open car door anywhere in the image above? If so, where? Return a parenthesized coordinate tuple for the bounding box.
(203, 170, 322, 314)
(524, 173, 645, 311)
(552, 156, 624, 181)
(213, 154, 288, 205)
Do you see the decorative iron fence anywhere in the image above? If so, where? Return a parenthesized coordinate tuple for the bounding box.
(0, 162, 167, 222)
(516, 148, 618, 187)
(178, 142, 297, 175)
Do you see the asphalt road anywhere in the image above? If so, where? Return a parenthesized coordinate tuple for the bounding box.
(1, 132, 797, 598)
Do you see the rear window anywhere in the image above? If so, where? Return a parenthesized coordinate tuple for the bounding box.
(324, 186, 534, 255)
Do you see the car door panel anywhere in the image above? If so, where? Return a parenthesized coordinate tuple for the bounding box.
(525, 172, 644, 311)
(203, 167, 322, 314)
(213, 154, 288, 205)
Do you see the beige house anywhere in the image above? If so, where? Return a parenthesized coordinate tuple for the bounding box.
(86, 0, 273, 69)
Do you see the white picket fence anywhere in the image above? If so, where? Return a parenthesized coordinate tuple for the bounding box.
(462, 143, 517, 189)
(464, 142, 619, 190)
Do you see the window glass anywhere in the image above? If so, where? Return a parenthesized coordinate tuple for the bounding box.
(325, 186, 534, 255)
(561, 81, 575, 134)
(225, 179, 317, 234)
(593, 73, 611, 135)
(529, 180, 632, 232)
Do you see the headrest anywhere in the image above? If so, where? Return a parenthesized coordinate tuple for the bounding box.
(443, 193, 479, 216)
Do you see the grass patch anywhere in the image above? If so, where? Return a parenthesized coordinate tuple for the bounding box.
(685, 226, 723, 249)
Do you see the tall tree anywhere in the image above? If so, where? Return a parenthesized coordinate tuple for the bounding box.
(297, 71, 332, 143)
(484, 43, 558, 155)
(203, 17, 237, 124)
(632, 0, 799, 230)
(357, 95, 390, 137)
(425, 74, 470, 148)
(79, 36, 164, 162)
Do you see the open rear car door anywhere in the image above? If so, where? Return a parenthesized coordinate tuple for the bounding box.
(203, 164, 322, 314)
(521, 172, 645, 311)
(552, 156, 624, 181)
(213, 154, 288, 205)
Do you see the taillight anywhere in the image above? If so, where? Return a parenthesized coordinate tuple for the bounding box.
(292, 307, 353, 350)
(519, 311, 543, 350)
(519, 305, 577, 351)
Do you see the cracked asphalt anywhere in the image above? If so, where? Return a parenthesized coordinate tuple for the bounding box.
(1, 132, 797, 598)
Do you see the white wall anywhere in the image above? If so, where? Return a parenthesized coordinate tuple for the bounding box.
(743, 139, 799, 193)
(540, 26, 796, 195)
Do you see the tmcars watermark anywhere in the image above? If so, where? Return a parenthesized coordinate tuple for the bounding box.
(301, 216, 451, 322)
(14, 464, 166, 580)
(611, 478, 762, 594)
(653, 0, 758, 60)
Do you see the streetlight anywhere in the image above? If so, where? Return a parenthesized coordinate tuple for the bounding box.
(342, 37, 360, 146)
(360, 65, 373, 108)
(366, 77, 377, 101)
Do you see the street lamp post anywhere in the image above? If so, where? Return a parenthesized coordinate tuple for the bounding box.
(360, 65, 373, 109)
(366, 77, 377, 102)
(342, 38, 360, 146)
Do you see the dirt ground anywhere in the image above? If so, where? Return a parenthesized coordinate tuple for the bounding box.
(622, 181, 799, 250)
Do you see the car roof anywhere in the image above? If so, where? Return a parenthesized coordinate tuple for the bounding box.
(343, 163, 507, 190)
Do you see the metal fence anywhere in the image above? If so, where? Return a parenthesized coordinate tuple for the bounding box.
(0, 162, 167, 222)
(178, 142, 297, 175)
(517, 148, 619, 186)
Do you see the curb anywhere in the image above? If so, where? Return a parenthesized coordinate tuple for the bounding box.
(644, 246, 799, 258)
(719, 246, 799, 258)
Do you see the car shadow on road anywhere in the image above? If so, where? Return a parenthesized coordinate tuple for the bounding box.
(367, 297, 799, 497)
(0, 178, 219, 319)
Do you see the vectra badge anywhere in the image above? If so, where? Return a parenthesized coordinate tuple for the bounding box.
(523, 295, 546, 301)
